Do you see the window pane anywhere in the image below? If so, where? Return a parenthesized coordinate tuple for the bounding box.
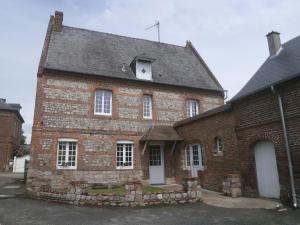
(95, 91, 103, 113)
(57, 142, 67, 166)
(192, 145, 200, 166)
(95, 90, 111, 114)
(143, 95, 152, 118)
(149, 146, 161, 166)
(117, 144, 123, 167)
(186, 147, 191, 166)
(187, 100, 199, 118)
(103, 91, 111, 114)
(57, 141, 77, 168)
(117, 143, 133, 167)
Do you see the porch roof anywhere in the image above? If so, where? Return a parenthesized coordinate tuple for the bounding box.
(140, 126, 183, 142)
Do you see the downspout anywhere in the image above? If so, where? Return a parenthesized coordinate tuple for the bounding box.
(270, 85, 297, 208)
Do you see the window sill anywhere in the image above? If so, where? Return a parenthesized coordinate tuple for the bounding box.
(116, 166, 134, 170)
(143, 117, 152, 120)
(94, 113, 112, 116)
(213, 153, 223, 157)
(56, 167, 77, 170)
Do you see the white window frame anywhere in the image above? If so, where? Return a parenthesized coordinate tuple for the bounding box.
(56, 138, 78, 170)
(185, 144, 203, 171)
(213, 137, 224, 156)
(136, 61, 152, 80)
(186, 99, 199, 118)
(116, 141, 134, 170)
(143, 95, 152, 119)
(94, 90, 112, 116)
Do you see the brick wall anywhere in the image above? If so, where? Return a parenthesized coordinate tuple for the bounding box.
(234, 76, 300, 203)
(174, 75, 300, 204)
(27, 71, 223, 191)
(175, 106, 240, 192)
(0, 110, 22, 171)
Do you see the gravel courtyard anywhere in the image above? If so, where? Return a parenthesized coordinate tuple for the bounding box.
(0, 197, 299, 225)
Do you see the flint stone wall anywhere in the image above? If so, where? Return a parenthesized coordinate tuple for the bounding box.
(27, 169, 144, 190)
(28, 183, 202, 207)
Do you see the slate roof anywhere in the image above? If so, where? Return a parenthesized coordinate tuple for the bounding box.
(140, 126, 183, 141)
(44, 26, 223, 92)
(0, 100, 24, 122)
(174, 104, 232, 127)
(231, 35, 300, 102)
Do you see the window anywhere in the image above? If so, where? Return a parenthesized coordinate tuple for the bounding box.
(116, 141, 133, 169)
(213, 137, 224, 155)
(149, 146, 161, 166)
(94, 90, 112, 115)
(57, 139, 77, 169)
(186, 99, 199, 118)
(136, 61, 152, 80)
(185, 144, 203, 170)
(143, 95, 152, 119)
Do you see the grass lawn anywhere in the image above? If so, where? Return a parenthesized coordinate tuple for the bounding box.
(142, 185, 165, 193)
(87, 186, 126, 195)
(86, 185, 166, 195)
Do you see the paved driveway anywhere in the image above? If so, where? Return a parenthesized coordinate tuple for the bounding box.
(0, 173, 299, 225)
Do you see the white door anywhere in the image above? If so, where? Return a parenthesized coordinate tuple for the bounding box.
(186, 144, 203, 177)
(254, 141, 280, 199)
(149, 145, 165, 184)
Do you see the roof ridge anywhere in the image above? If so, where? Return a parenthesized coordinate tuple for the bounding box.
(230, 33, 300, 102)
(186, 41, 224, 91)
(62, 25, 187, 49)
(282, 34, 300, 48)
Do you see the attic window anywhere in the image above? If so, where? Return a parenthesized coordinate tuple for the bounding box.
(131, 56, 155, 81)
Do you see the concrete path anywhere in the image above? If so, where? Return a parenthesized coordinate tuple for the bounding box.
(202, 189, 280, 209)
(0, 172, 25, 198)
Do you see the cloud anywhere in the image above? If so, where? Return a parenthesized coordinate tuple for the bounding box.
(1, 0, 300, 142)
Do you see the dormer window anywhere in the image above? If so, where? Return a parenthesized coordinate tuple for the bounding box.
(131, 56, 155, 81)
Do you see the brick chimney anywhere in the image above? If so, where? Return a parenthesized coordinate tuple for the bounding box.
(266, 31, 281, 56)
(53, 11, 63, 32)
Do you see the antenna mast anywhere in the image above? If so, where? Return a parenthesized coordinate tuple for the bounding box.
(145, 21, 160, 42)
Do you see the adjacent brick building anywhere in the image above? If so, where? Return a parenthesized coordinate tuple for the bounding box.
(175, 32, 300, 207)
(0, 98, 24, 171)
(27, 12, 224, 192)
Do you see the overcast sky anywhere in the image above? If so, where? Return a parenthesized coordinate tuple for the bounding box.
(1, 0, 299, 143)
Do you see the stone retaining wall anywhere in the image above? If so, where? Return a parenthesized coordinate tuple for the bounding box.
(28, 182, 202, 207)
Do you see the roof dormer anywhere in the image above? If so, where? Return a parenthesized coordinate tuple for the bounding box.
(131, 55, 155, 81)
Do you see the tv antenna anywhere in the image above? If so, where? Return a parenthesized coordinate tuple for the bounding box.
(145, 21, 160, 42)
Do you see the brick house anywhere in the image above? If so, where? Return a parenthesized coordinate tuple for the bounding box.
(27, 11, 224, 191)
(175, 32, 300, 207)
(0, 98, 24, 171)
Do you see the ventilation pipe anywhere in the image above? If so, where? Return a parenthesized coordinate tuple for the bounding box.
(270, 85, 297, 208)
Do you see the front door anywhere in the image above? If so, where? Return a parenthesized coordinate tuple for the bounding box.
(186, 144, 202, 177)
(149, 145, 165, 184)
(254, 141, 280, 199)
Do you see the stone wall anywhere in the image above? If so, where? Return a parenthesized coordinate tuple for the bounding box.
(28, 73, 223, 189)
(27, 169, 144, 190)
(28, 72, 223, 191)
(28, 182, 202, 207)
